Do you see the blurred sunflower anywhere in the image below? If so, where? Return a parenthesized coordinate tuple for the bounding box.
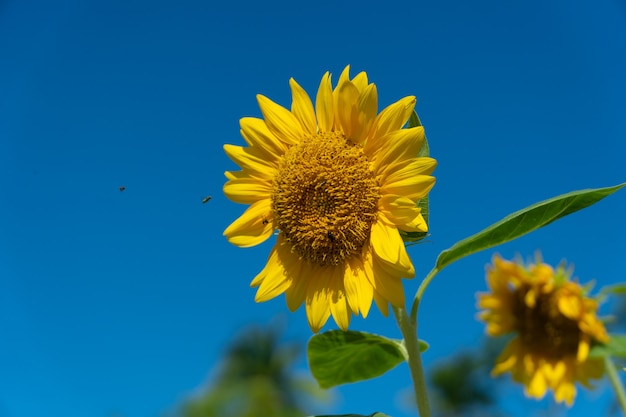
(477, 255, 609, 406)
(223, 66, 436, 332)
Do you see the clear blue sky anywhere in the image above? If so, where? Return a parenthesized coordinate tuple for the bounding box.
(1, 0, 625, 416)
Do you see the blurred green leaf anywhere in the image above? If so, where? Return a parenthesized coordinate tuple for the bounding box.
(308, 331, 413, 389)
(601, 283, 626, 296)
(401, 111, 431, 244)
(182, 325, 323, 417)
(589, 334, 626, 359)
(435, 183, 626, 271)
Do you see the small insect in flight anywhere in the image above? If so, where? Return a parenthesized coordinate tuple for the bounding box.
(202, 196, 212, 204)
(119, 186, 126, 192)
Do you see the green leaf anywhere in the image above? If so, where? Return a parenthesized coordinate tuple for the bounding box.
(600, 283, 626, 296)
(589, 334, 626, 359)
(308, 330, 407, 389)
(435, 183, 626, 271)
(401, 110, 431, 244)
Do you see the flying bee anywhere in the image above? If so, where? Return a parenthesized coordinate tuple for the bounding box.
(119, 186, 126, 192)
(202, 196, 212, 204)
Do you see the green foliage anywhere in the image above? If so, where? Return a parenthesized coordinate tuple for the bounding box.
(308, 330, 426, 389)
(589, 335, 626, 359)
(427, 337, 516, 417)
(601, 284, 626, 296)
(181, 326, 324, 417)
(430, 354, 492, 414)
(435, 183, 626, 271)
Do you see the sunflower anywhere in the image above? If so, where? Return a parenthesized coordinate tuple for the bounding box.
(477, 255, 609, 406)
(223, 66, 437, 332)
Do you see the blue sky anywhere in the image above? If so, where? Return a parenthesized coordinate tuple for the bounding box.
(1, 0, 625, 416)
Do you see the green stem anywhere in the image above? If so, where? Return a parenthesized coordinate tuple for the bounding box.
(604, 355, 626, 414)
(393, 306, 432, 417)
(410, 267, 440, 323)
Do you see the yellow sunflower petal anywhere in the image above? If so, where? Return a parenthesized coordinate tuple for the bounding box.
(492, 339, 520, 375)
(223, 178, 272, 204)
(371, 216, 416, 276)
(543, 360, 566, 384)
(381, 157, 438, 184)
(254, 247, 292, 303)
(240, 117, 287, 159)
(250, 246, 277, 287)
(315, 71, 333, 132)
(336, 80, 360, 138)
(223, 199, 273, 247)
(351, 70, 369, 92)
(554, 381, 576, 406)
(577, 338, 590, 362)
(365, 95, 416, 154)
(362, 249, 391, 316)
(305, 266, 332, 332)
(353, 83, 378, 143)
(402, 213, 428, 233)
(558, 293, 582, 319)
(370, 218, 400, 265)
(289, 78, 317, 136)
(223, 144, 278, 177)
(332, 66, 351, 128)
(256, 94, 303, 145)
(342, 261, 360, 315)
(345, 257, 374, 317)
(477, 294, 506, 310)
(329, 266, 351, 331)
(380, 175, 436, 201)
(526, 370, 548, 399)
(285, 263, 308, 311)
(334, 65, 351, 95)
(224, 170, 245, 181)
(368, 254, 407, 308)
(371, 127, 425, 174)
(372, 288, 389, 317)
(378, 195, 423, 230)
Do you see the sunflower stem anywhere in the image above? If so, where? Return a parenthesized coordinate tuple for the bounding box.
(393, 306, 432, 417)
(410, 267, 440, 323)
(604, 355, 626, 414)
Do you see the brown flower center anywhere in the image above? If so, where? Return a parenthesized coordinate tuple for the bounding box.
(271, 132, 380, 267)
(513, 287, 581, 358)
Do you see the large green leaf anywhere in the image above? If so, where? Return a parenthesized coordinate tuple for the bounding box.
(589, 334, 626, 359)
(308, 331, 415, 389)
(435, 183, 625, 271)
(400, 111, 431, 244)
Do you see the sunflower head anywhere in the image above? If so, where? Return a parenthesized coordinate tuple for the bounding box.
(223, 66, 437, 332)
(477, 254, 609, 406)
